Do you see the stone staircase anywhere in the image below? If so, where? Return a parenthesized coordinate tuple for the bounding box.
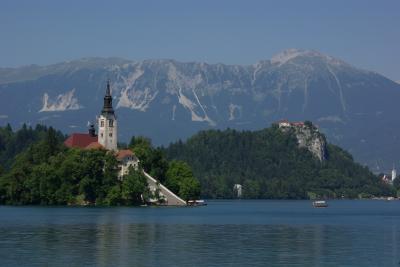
(143, 171, 187, 206)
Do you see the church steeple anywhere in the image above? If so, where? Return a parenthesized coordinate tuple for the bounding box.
(102, 80, 114, 115)
(98, 80, 118, 151)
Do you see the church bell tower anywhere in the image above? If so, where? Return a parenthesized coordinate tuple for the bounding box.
(98, 80, 117, 151)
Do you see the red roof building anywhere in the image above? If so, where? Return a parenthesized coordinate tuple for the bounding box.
(64, 133, 99, 149)
(116, 149, 140, 178)
(116, 149, 134, 160)
(292, 122, 305, 127)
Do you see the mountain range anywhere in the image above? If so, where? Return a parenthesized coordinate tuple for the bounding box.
(0, 49, 399, 172)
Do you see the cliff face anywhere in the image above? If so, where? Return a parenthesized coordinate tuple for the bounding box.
(279, 122, 327, 161)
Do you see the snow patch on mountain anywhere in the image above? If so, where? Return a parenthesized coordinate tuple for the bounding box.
(172, 105, 177, 121)
(177, 88, 215, 126)
(117, 87, 158, 111)
(271, 49, 307, 66)
(167, 63, 203, 91)
(39, 89, 82, 112)
(327, 66, 347, 112)
(122, 68, 144, 87)
(116, 67, 159, 111)
(271, 49, 344, 67)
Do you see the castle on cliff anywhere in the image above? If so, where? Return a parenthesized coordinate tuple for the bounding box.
(277, 119, 327, 162)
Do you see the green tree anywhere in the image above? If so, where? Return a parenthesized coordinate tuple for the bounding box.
(165, 160, 200, 201)
(105, 185, 123, 205)
(122, 168, 148, 204)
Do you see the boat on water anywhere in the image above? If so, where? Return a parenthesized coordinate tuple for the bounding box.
(187, 199, 207, 206)
(313, 200, 328, 208)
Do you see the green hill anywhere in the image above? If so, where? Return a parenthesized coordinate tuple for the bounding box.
(165, 123, 394, 199)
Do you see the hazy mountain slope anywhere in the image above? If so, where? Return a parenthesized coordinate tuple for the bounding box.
(0, 49, 399, 171)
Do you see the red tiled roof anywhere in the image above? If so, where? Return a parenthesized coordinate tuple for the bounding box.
(116, 149, 134, 160)
(86, 142, 103, 150)
(64, 133, 98, 149)
(278, 120, 305, 126)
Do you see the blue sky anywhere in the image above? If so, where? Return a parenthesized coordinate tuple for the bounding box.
(1, 0, 399, 80)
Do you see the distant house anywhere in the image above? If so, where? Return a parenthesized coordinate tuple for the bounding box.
(292, 122, 305, 127)
(381, 167, 397, 185)
(116, 149, 139, 179)
(278, 120, 305, 128)
(277, 120, 291, 128)
(382, 174, 392, 185)
(233, 184, 242, 198)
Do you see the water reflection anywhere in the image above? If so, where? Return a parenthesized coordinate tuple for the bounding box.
(0, 201, 399, 267)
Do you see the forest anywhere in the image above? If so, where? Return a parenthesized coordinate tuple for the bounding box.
(0, 123, 397, 204)
(0, 125, 200, 205)
(165, 124, 397, 199)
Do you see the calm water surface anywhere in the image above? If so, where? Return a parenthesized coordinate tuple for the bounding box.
(0, 200, 399, 267)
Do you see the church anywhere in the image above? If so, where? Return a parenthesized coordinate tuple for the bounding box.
(64, 81, 186, 205)
(64, 80, 138, 178)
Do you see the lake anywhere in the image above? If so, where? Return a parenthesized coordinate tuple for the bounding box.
(0, 200, 399, 267)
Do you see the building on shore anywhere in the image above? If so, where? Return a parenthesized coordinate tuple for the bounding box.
(381, 165, 397, 185)
(233, 184, 242, 198)
(116, 149, 139, 179)
(391, 165, 397, 182)
(64, 81, 186, 206)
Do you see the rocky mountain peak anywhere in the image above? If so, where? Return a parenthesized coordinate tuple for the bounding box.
(270, 49, 346, 67)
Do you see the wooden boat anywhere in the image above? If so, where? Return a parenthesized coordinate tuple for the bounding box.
(313, 200, 328, 208)
(187, 199, 207, 206)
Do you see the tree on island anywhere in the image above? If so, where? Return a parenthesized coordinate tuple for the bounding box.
(122, 168, 149, 205)
(0, 125, 202, 205)
(165, 160, 201, 201)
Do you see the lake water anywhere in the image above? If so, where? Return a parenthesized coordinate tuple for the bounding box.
(0, 200, 399, 267)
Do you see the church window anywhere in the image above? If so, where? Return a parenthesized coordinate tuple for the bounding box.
(101, 133, 103, 138)
(109, 119, 113, 127)
(101, 120, 104, 127)
(109, 133, 113, 137)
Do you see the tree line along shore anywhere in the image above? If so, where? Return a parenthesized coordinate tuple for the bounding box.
(0, 123, 397, 205)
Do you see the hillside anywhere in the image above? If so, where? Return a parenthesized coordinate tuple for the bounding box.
(164, 123, 394, 199)
(0, 50, 400, 171)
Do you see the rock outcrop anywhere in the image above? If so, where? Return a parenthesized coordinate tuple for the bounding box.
(279, 121, 327, 161)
